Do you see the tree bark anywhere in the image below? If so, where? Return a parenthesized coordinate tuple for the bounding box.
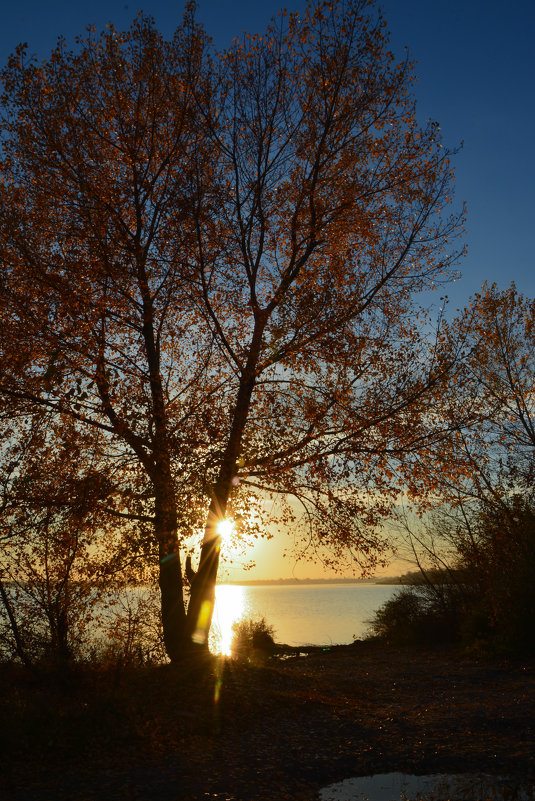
(154, 481, 187, 662)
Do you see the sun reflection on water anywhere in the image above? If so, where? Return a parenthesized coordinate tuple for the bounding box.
(210, 584, 246, 656)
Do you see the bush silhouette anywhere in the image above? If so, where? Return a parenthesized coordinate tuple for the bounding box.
(231, 617, 275, 664)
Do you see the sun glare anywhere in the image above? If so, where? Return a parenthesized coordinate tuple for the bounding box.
(211, 584, 246, 656)
(216, 518, 235, 542)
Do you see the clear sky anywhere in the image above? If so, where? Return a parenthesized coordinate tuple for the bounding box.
(2, 0, 534, 579)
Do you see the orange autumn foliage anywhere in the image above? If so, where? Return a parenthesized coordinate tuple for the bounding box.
(0, 1, 464, 660)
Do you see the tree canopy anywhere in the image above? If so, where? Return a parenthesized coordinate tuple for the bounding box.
(0, 0, 464, 661)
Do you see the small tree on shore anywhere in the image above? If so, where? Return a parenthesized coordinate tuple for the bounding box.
(0, 411, 129, 666)
(381, 285, 535, 651)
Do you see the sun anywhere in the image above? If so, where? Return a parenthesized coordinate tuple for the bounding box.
(216, 518, 235, 542)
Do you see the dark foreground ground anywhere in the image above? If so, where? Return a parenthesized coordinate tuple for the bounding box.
(1, 641, 534, 801)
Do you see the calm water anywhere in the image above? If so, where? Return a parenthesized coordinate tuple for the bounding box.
(211, 583, 401, 654)
(0, 581, 400, 659)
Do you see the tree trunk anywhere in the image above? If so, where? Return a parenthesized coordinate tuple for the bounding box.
(186, 528, 221, 650)
(154, 482, 187, 662)
(186, 315, 266, 648)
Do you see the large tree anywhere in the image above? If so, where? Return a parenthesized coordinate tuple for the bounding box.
(0, 1, 464, 661)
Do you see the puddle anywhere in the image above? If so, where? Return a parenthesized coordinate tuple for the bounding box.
(319, 772, 534, 801)
(278, 652, 311, 660)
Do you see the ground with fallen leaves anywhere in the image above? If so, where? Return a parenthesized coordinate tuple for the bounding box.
(1, 641, 534, 800)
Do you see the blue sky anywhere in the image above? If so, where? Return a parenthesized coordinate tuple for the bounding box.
(1, 0, 533, 315)
(1, 0, 533, 577)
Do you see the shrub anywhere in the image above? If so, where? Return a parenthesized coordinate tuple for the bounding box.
(368, 585, 465, 647)
(230, 617, 275, 664)
(373, 495, 535, 654)
(96, 587, 166, 668)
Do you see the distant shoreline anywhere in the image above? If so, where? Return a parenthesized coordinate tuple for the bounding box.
(217, 577, 401, 586)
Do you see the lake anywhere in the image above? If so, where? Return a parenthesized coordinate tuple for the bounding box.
(0, 581, 401, 659)
(211, 583, 401, 654)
